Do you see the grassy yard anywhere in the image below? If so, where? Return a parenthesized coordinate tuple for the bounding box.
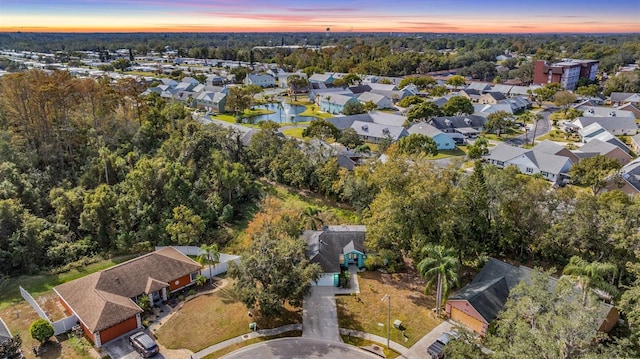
(0, 296, 96, 359)
(281, 127, 305, 139)
(341, 336, 400, 359)
(0, 255, 137, 309)
(431, 148, 467, 159)
(336, 271, 441, 348)
(154, 284, 301, 352)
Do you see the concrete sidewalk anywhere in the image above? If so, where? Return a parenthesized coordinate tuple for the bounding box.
(402, 320, 454, 359)
(192, 324, 302, 359)
(339, 328, 408, 356)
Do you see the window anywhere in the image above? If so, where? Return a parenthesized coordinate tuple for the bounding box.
(190, 271, 199, 281)
(496, 161, 504, 167)
(526, 167, 534, 173)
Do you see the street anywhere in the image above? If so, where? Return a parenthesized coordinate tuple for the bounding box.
(506, 107, 556, 146)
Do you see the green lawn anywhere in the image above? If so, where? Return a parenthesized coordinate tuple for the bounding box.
(341, 336, 400, 359)
(155, 283, 301, 352)
(431, 148, 467, 159)
(281, 127, 306, 139)
(0, 255, 137, 309)
(336, 271, 441, 348)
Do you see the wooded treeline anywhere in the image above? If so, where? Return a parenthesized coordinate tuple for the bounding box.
(2, 33, 639, 77)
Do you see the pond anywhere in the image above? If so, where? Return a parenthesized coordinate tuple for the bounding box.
(251, 102, 315, 123)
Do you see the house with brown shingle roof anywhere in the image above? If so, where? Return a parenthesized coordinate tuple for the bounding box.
(54, 247, 201, 347)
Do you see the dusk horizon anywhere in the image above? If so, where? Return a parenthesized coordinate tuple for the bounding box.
(1, 0, 639, 34)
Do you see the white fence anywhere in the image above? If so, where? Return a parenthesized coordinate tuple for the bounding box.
(155, 246, 241, 279)
(19, 286, 77, 335)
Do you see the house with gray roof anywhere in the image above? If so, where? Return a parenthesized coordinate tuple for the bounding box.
(574, 139, 632, 165)
(0, 316, 12, 347)
(351, 121, 408, 143)
(309, 88, 352, 105)
(479, 92, 507, 104)
(428, 115, 487, 138)
(195, 91, 227, 113)
(326, 112, 405, 132)
(473, 103, 514, 117)
(319, 93, 359, 114)
(577, 123, 632, 154)
(532, 140, 580, 164)
(577, 106, 635, 120)
(304, 226, 366, 287)
(610, 92, 640, 106)
(617, 103, 640, 119)
(485, 143, 573, 182)
(408, 123, 457, 150)
(466, 82, 493, 93)
(447, 258, 618, 336)
(573, 116, 637, 136)
(309, 72, 334, 85)
(244, 73, 275, 88)
(604, 158, 640, 195)
(357, 92, 392, 109)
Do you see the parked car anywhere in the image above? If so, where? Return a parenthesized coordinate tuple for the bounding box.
(426, 331, 459, 359)
(129, 331, 159, 358)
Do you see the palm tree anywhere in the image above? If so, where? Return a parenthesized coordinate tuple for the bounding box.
(197, 243, 220, 285)
(417, 244, 460, 317)
(562, 256, 618, 305)
(300, 206, 324, 231)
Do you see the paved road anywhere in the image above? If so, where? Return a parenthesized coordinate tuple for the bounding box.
(506, 107, 556, 146)
(302, 286, 341, 342)
(220, 338, 379, 359)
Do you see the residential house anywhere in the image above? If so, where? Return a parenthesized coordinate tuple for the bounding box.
(304, 226, 367, 287)
(473, 103, 515, 117)
(485, 143, 573, 182)
(573, 117, 638, 136)
(309, 72, 335, 86)
(54, 247, 201, 347)
(195, 91, 226, 113)
(369, 88, 413, 102)
(533, 59, 598, 90)
(459, 89, 482, 102)
(408, 123, 457, 149)
(277, 72, 308, 89)
(610, 92, 640, 106)
(479, 92, 507, 105)
(631, 134, 640, 154)
(578, 123, 632, 153)
(489, 84, 513, 96)
(351, 121, 408, 143)
(319, 94, 359, 114)
(243, 73, 274, 88)
(617, 103, 640, 119)
(446, 258, 618, 337)
(466, 82, 493, 93)
(578, 106, 635, 120)
(574, 139, 632, 165)
(348, 84, 373, 95)
(532, 140, 580, 164)
(357, 92, 393, 109)
(309, 88, 352, 105)
(0, 316, 12, 348)
(205, 74, 226, 86)
(326, 112, 405, 131)
(428, 115, 487, 138)
(604, 158, 640, 195)
(367, 82, 398, 92)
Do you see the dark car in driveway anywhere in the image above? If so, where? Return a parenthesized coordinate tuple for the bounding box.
(129, 331, 159, 358)
(427, 331, 459, 359)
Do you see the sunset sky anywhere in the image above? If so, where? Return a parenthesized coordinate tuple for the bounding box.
(1, 0, 639, 33)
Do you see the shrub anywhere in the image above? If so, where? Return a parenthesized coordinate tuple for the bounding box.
(188, 289, 196, 296)
(29, 319, 54, 344)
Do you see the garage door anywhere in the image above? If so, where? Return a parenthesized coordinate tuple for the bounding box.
(313, 273, 336, 286)
(99, 316, 138, 345)
(450, 307, 485, 334)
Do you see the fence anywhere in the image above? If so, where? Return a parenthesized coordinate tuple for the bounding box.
(155, 246, 241, 279)
(19, 286, 77, 335)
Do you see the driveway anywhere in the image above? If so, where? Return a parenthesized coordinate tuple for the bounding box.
(402, 320, 454, 359)
(102, 330, 167, 359)
(302, 286, 341, 342)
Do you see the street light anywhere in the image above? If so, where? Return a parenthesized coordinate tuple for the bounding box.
(381, 294, 390, 349)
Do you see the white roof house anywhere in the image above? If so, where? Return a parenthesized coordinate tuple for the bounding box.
(485, 143, 573, 183)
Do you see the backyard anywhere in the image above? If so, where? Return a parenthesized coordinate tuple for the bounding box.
(154, 281, 302, 353)
(336, 271, 441, 348)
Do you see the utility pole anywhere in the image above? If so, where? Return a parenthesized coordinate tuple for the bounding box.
(381, 294, 390, 348)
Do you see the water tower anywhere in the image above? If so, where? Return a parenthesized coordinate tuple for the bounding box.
(326, 27, 330, 37)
